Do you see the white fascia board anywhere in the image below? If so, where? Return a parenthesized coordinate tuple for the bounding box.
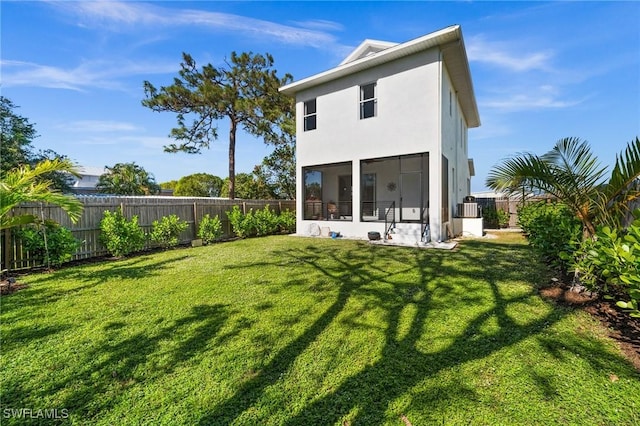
(339, 39, 399, 65)
(280, 25, 480, 128)
(280, 25, 461, 95)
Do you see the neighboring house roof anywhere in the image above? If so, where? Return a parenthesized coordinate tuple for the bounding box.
(72, 166, 108, 188)
(77, 166, 108, 177)
(471, 191, 509, 199)
(280, 25, 480, 128)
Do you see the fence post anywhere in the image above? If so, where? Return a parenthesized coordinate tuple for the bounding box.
(193, 202, 198, 239)
(242, 202, 247, 215)
(3, 229, 12, 272)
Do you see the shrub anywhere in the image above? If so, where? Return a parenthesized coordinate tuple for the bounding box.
(227, 205, 254, 238)
(497, 209, 510, 227)
(482, 205, 499, 228)
(197, 214, 223, 244)
(254, 205, 279, 236)
(517, 201, 582, 273)
(227, 205, 294, 238)
(100, 208, 146, 257)
(572, 211, 640, 317)
(278, 209, 296, 234)
(482, 205, 509, 228)
(150, 214, 188, 248)
(18, 220, 80, 267)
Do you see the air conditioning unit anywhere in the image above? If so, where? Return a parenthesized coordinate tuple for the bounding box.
(457, 203, 479, 218)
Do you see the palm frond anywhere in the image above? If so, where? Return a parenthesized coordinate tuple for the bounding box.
(0, 159, 83, 230)
(597, 137, 640, 227)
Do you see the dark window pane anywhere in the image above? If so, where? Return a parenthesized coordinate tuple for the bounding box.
(304, 115, 316, 131)
(361, 83, 375, 100)
(361, 100, 376, 119)
(304, 99, 316, 114)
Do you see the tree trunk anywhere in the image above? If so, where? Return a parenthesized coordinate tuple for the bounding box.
(228, 120, 237, 200)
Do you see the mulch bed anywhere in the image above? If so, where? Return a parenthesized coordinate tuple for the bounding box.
(0, 280, 29, 295)
(540, 282, 640, 371)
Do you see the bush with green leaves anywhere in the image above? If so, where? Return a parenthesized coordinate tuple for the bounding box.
(253, 205, 279, 236)
(227, 205, 293, 238)
(517, 201, 582, 273)
(278, 209, 296, 234)
(482, 205, 499, 228)
(572, 211, 640, 317)
(197, 214, 223, 244)
(482, 205, 508, 228)
(100, 208, 146, 257)
(227, 205, 254, 238)
(497, 209, 510, 227)
(150, 214, 188, 248)
(18, 220, 80, 267)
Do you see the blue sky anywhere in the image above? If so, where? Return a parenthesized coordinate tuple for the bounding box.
(2, 1, 639, 191)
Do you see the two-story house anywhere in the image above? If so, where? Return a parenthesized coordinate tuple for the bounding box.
(279, 25, 480, 244)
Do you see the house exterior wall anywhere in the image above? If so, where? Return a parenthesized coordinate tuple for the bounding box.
(439, 64, 471, 238)
(295, 50, 440, 166)
(295, 47, 473, 242)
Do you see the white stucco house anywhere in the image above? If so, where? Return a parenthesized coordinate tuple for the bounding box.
(279, 25, 480, 243)
(72, 166, 107, 189)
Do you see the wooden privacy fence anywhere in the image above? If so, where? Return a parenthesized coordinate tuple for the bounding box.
(475, 196, 552, 228)
(2, 196, 296, 271)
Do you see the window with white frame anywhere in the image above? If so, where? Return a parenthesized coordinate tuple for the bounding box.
(304, 99, 316, 131)
(359, 82, 377, 119)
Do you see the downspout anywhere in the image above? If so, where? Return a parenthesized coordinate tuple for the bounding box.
(436, 48, 443, 242)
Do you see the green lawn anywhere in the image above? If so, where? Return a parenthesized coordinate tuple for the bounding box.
(1, 234, 638, 425)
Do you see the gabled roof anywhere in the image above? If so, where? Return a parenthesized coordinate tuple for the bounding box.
(77, 166, 108, 177)
(339, 39, 398, 65)
(280, 25, 480, 128)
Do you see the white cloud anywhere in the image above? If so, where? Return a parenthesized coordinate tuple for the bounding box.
(481, 87, 585, 112)
(480, 94, 583, 112)
(62, 120, 143, 133)
(67, 134, 168, 148)
(51, 1, 345, 50)
(53, 1, 167, 27)
(467, 35, 553, 72)
(1, 59, 177, 91)
(291, 19, 345, 32)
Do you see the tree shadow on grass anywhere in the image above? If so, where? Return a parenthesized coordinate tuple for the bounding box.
(198, 239, 636, 425)
(2, 303, 245, 421)
(1, 323, 73, 352)
(0, 255, 191, 318)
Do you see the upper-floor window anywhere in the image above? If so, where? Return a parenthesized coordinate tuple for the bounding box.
(360, 82, 377, 119)
(304, 99, 317, 131)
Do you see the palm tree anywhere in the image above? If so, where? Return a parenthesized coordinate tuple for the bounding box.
(486, 137, 640, 238)
(0, 159, 83, 230)
(96, 162, 160, 195)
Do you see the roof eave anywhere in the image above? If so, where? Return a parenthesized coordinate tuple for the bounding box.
(280, 25, 462, 95)
(280, 24, 480, 128)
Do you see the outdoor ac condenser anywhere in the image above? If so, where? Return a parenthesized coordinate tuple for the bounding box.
(457, 203, 479, 218)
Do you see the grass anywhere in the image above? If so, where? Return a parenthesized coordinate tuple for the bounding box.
(1, 233, 638, 425)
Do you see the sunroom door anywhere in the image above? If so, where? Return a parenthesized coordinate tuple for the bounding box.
(338, 175, 352, 217)
(400, 172, 422, 222)
(362, 173, 376, 218)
